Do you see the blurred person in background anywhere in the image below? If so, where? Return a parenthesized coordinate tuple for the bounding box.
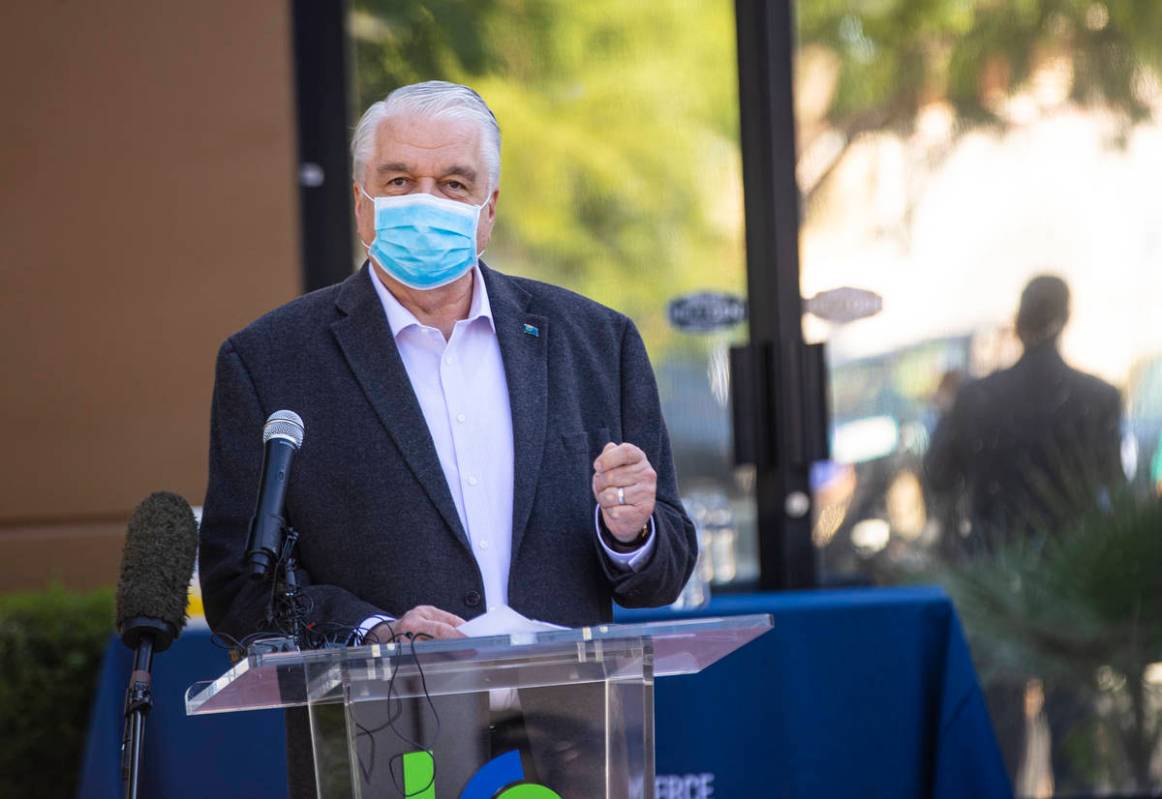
(924, 274, 1123, 554)
(923, 274, 1123, 784)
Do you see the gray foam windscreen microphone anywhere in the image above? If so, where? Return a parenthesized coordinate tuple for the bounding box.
(116, 491, 199, 652)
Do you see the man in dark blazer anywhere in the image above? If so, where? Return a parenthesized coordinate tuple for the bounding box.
(925, 276, 1122, 788)
(199, 81, 697, 796)
(925, 274, 1123, 555)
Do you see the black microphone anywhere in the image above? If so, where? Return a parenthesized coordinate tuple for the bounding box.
(115, 491, 199, 799)
(245, 410, 305, 580)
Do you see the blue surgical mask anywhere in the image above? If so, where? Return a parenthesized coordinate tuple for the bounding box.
(359, 187, 487, 291)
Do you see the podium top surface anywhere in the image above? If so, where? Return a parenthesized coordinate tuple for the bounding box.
(186, 613, 772, 715)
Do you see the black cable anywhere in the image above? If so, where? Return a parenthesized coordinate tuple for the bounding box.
(215, 530, 444, 795)
(353, 627, 442, 796)
(213, 590, 360, 657)
(356, 626, 427, 792)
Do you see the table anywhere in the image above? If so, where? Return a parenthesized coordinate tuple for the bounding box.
(78, 586, 1011, 798)
(622, 587, 1012, 798)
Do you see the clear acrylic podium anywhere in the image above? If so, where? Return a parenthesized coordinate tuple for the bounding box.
(186, 615, 772, 798)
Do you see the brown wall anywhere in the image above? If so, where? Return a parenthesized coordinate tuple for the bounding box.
(0, 2, 302, 590)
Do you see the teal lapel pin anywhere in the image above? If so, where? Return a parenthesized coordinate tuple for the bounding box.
(522, 323, 539, 337)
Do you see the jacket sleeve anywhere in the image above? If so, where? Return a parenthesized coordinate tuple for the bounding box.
(925, 397, 968, 496)
(198, 340, 384, 646)
(592, 318, 698, 607)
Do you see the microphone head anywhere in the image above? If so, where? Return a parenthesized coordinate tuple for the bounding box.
(116, 492, 199, 652)
(263, 409, 305, 449)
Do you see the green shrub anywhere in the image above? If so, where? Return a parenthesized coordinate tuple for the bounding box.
(0, 586, 115, 797)
(937, 494, 1162, 792)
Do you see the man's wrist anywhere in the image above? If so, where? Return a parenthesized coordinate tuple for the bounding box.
(364, 620, 396, 644)
(599, 514, 651, 552)
(354, 613, 395, 645)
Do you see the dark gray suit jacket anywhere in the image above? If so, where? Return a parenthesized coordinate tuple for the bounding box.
(925, 343, 1122, 551)
(199, 263, 697, 795)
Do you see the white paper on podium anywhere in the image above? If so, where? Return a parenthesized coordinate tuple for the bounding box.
(456, 604, 567, 638)
(455, 606, 567, 712)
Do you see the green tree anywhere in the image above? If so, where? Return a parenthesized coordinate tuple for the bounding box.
(351, 0, 746, 354)
(349, 0, 1162, 348)
(796, 0, 1162, 199)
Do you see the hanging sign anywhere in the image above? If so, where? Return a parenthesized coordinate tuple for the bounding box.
(803, 287, 883, 323)
(667, 292, 748, 333)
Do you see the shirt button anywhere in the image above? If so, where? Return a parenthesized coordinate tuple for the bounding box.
(456, 413, 466, 423)
(478, 539, 490, 550)
(467, 475, 478, 486)
(445, 355, 455, 365)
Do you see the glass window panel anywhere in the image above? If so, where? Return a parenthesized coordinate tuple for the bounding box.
(796, 1, 1162, 792)
(349, 1, 756, 591)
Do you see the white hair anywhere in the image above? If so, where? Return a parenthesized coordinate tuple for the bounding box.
(351, 80, 501, 192)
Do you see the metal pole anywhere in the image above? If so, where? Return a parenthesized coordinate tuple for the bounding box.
(733, 0, 817, 588)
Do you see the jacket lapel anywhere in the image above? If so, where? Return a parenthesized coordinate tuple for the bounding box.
(481, 265, 548, 560)
(330, 265, 471, 552)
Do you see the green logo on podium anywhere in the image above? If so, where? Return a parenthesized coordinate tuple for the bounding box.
(403, 750, 561, 798)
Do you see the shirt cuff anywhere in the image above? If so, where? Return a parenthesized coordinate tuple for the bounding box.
(594, 505, 656, 572)
(351, 613, 394, 646)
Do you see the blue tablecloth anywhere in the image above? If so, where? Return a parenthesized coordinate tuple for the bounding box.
(78, 586, 1011, 798)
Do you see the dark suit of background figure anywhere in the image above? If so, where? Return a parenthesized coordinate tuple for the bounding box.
(923, 276, 1122, 789)
(925, 341, 1122, 555)
(199, 262, 698, 797)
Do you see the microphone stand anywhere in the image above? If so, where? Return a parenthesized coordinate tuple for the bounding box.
(120, 630, 158, 799)
(256, 522, 306, 652)
(277, 526, 305, 649)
